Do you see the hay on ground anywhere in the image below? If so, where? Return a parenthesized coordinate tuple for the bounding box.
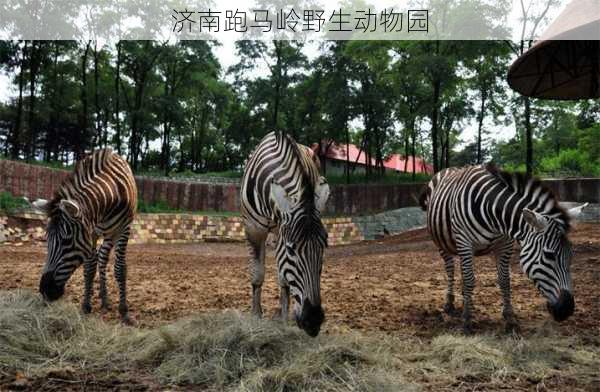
(0, 290, 598, 391)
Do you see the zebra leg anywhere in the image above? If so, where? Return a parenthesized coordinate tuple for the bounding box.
(81, 253, 98, 314)
(114, 228, 133, 325)
(273, 277, 290, 322)
(247, 230, 267, 318)
(440, 250, 457, 315)
(97, 238, 114, 311)
(457, 241, 475, 334)
(494, 242, 519, 332)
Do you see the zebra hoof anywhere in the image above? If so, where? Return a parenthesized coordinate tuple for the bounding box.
(462, 322, 474, 335)
(100, 303, 112, 312)
(121, 314, 136, 326)
(81, 303, 92, 314)
(251, 306, 263, 319)
(443, 303, 459, 317)
(504, 320, 521, 334)
(271, 308, 288, 322)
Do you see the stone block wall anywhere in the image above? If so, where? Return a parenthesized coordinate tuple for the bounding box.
(0, 211, 367, 247)
(129, 214, 245, 244)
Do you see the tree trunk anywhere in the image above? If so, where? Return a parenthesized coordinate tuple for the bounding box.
(78, 40, 91, 160)
(93, 41, 102, 147)
(161, 74, 171, 175)
(445, 126, 451, 169)
(102, 107, 109, 147)
(345, 125, 350, 184)
(411, 124, 417, 181)
(430, 41, 441, 173)
(477, 90, 487, 164)
(26, 41, 39, 161)
(196, 105, 208, 172)
(431, 78, 440, 173)
(272, 41, 282, 130)
(114, 41, 122, 154)
(45, 42, 59, 161)
(524, 96, 533, 175)
(10, 41, 27, 159)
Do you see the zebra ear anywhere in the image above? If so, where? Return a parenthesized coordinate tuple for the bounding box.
(315, 179, 330, 213)
(32, 199, 50, 214)
(523, 208, 548, 232)
(567, 202, 588, 220)
(59, 199, 82, 219)
(270, 183, 293, 214)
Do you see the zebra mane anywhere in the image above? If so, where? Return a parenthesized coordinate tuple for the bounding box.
(485, 163, 571, 231)
(280, 133, 317, 206)
(280, 133, 328, 246)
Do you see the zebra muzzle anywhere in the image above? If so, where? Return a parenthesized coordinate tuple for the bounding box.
(39, 272, 65, 301)
(547, 290, 575, 322)
(295, 299, 325, 337)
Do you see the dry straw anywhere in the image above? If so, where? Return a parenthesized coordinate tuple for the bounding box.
(0, 290, 598, 390)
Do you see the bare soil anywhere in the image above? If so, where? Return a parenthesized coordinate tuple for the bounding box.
(1, 223, 599, 339)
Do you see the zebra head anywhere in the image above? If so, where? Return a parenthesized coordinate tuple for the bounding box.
(270, 181, 329, 337)
(33, 198, 94, 301)
(520, 204, 587, 322)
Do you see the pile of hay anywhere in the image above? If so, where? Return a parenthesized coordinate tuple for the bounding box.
(0, 290, 598, 391)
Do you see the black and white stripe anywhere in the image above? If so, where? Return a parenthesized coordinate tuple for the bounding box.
(420, 164, 584, 331)
(34, 149, 137, 324)
(241, 132, 329, 337)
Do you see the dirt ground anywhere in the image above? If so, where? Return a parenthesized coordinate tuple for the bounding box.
(1, 223, 599, 338)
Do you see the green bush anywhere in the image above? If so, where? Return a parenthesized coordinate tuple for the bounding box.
(136, 199, 239, 216)
(540, 149, 600, 177)
(137, 199, 176, 214)
(501, 163, 527, 174)
(0, 192, 29, 214)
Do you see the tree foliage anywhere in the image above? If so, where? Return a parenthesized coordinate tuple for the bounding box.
(0, 37, 596, 181)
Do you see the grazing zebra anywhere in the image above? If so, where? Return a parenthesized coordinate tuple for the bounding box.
(33, 149, 137, 324)
(241, 131, 330, 337)
(420, 164, 586, 332)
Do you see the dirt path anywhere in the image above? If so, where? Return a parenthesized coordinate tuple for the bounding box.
(1, 224, 599, 338)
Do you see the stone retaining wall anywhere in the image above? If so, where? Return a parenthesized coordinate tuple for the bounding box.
(0, 211, 367, 247)
(1, 203, 595, 248)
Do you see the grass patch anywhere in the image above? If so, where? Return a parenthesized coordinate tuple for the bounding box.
(136, 199, 239, 216)
(0, 290, 598, 390)
(136, 169, 243, 180)
(0, 192, 29, 214)
(0, 156, 73, 171)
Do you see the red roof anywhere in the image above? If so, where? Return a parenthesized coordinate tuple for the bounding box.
(313, 142, 376, 166)
(384, 154, 433, 174)
(313, 141, 433, 174)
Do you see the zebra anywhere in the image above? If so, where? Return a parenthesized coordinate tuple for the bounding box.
(241, 131, 330, 337)
(32, 149, 137, 324)
(419, 164, 586, 333)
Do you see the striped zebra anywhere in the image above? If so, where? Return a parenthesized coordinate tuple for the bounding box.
(32, 149, 137, 324)
(241, 132, 330, 337)
(420, 164, 586, 332)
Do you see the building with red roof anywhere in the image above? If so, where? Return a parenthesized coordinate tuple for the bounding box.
(312, 141, 433, 176)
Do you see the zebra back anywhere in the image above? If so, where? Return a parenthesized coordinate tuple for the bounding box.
(47, 149, 137, 234)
